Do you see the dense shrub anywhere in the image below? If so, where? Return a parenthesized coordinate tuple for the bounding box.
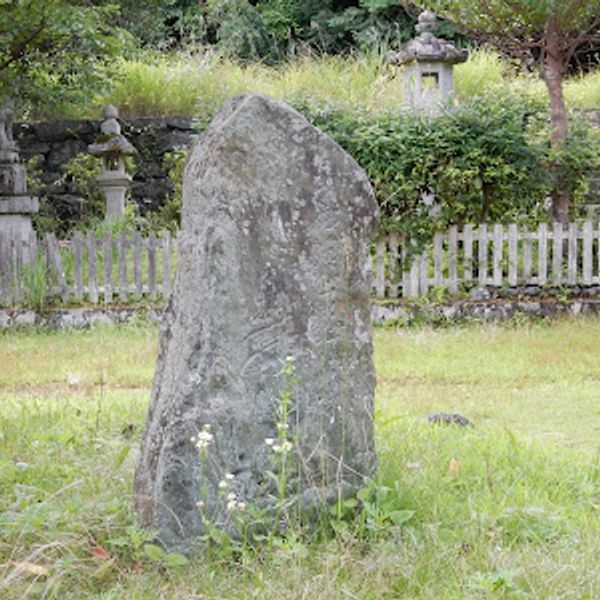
(294, 95, 600, 248)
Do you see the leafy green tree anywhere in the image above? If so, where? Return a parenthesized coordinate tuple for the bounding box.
(199, 0, 416, 60)
(0, 1, 134, 115)
(416, 0, 600, 224)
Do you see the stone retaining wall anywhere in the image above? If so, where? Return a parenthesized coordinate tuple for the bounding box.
(0, 306, 164, 329)
(14, 109, 600, 228)
(14, 117, 199, 225)
(373, 298, 600, 325)
(1, 299, 600, 329)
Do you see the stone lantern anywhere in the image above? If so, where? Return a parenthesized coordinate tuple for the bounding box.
(89, 105, 135, 222)
(387, 11, 468, 114)
(0, 99, 39, 259)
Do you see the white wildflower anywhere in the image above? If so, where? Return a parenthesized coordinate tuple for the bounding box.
(265, 438, 275, 446)
(237, 502, 246, 512)
(193, 424, 214, 451)
(195, 428, 214, 451)
(225, 473, 235, 481)
(272, 440, 292, 454)
(218, 479, 229, 490)
(226, 492, 237, 501)
(276, 422, 289, 431)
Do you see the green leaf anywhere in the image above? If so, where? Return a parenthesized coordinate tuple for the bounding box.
(389, 510, 416, 525)
(164, 552, 189, 568)
(113, 445, 130, 469)
(143, 543, 165, 561)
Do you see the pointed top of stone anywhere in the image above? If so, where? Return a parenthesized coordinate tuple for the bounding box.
(103, 104, 119, 120)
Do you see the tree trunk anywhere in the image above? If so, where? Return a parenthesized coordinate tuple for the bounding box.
(480, 181, 493, 223)
(542, 17, 569, 226)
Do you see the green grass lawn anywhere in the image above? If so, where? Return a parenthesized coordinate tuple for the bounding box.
(1, 319, 599, 599)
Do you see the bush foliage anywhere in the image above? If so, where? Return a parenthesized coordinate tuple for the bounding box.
(294, 95, 600, 246)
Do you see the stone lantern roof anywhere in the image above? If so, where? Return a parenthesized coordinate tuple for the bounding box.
(89, 105, 135, 162)
(388, 11, 468, 66)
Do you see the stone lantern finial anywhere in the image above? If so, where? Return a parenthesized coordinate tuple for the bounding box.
(387, 10, 469, 114)
(415, 10, 437, 35)
(89, 105, 136, 222)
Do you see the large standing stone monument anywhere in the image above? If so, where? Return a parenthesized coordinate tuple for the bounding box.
(135, 94, 378, 551)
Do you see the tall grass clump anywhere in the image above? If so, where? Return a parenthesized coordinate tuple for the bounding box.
(454, 48, 508, 100)
(269, 53, 403, 112)
(103, 52, 402, 119)
(564, 69, 600, 109)
(105, 55, 227, 117)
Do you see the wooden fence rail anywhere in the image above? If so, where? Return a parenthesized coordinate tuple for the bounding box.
(2, 221, 600, 305)
(0, 230, 176, 306)
(371, 221, 600, 298)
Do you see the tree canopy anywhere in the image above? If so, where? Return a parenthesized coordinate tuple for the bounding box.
(0, 1, 134, 113)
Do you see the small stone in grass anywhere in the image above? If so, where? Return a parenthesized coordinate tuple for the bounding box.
(427, 412, 473, 427)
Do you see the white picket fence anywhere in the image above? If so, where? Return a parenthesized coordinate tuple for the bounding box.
(2, 221, 600, 305)
(0, 230, 175, 305)
(371, 221, 600, 298)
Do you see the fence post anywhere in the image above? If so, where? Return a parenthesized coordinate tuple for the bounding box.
(463, 224, 473, 284)
(448, 225, 458, 293)
(523, 228, 532, 283)
(493, 224, 503, 286)
(477, 224, 488, 287)
(45, 232, 68, 301)
(583, 221, 593, 285)
(419, 251, 429, 296)
(388, 232, 399, 299)
(567, 222, 578, 285)
(118, 231, 128, 303)
(133, 230, 143, 299)
(538, 223, 548, 286)
(73, 231, 84, 302)
(148, 232, 157, 297)
(103, 232, 113, 304)
(87, 231, 98, 304)
(507, 223, 518, 286)
(433, 231, 443, 287)
(552, 222, 563, 286)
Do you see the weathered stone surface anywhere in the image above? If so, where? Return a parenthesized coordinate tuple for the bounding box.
(134, 94, 379, 551)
